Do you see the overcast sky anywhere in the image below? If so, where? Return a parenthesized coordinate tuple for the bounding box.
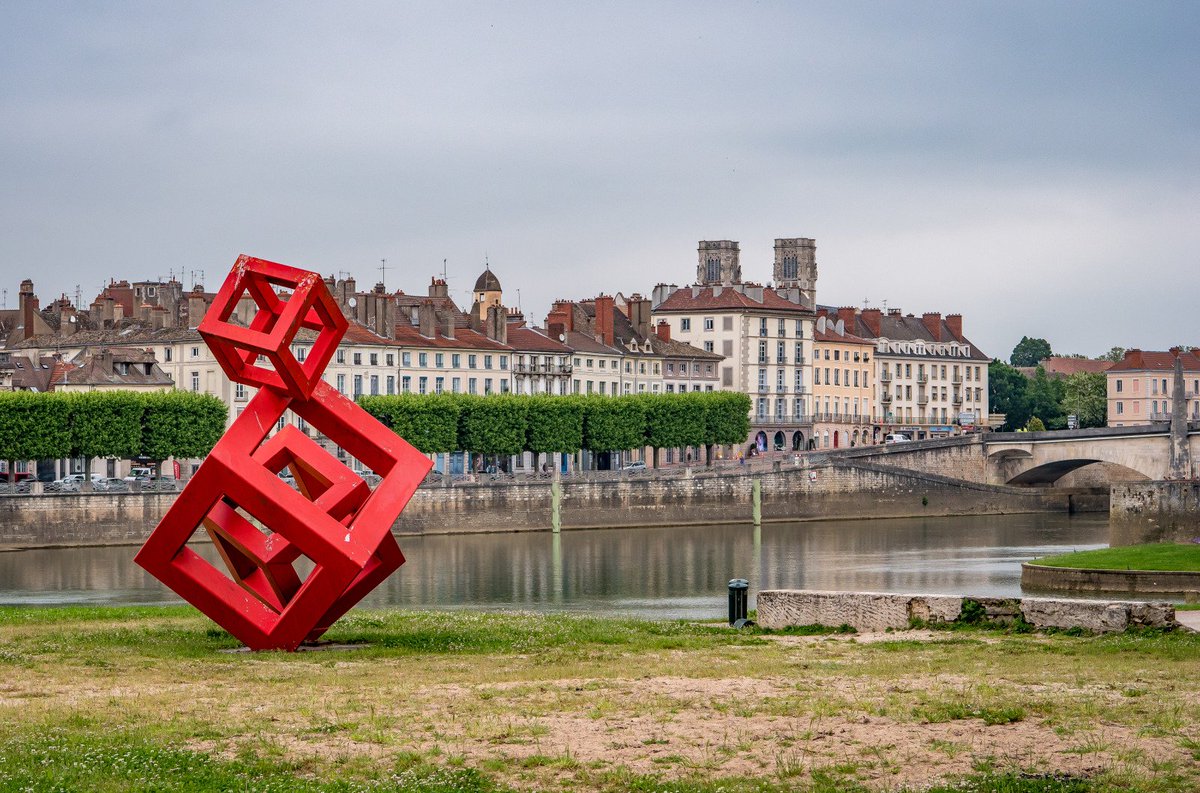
(2, 2, 1196, 360)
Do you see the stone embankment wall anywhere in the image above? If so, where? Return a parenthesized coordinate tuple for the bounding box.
(0, 459, 1073, 548)
(816, 436, 989, 484)
(1021, 563, 1200, 596)
(1110, 481, 1200, 545)
(756, 589, 1178, 634)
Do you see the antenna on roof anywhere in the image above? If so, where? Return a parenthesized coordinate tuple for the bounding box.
(517, 288, 522, 312)
(379, 258, 388, 288)
(1, 289, 6, 309)
(74, 285, 81, 307)
(442, 258, 448, 281)
(862, 296, 869, 308)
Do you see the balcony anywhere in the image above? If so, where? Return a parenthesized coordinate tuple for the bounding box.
(776, 385, 788, 393)
(881, 392, 892, 403)
(952, 392, 962, 405)
(952, 375, 963, 385)
(880, 371, 892, 383)
(917, 374, 929, 384)
(917, 392, 929, 405)
(793, 385, 809, 394)
(794, 356, 807, 366)
(757, 384, 770, 393)
(757, 357, 768, 365)
(775, 357, 787, 365)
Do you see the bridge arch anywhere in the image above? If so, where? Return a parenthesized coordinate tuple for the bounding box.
(1004, 459, 1153, 486)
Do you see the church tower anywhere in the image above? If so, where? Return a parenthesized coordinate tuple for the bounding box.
(472, 266, 502, 323)
(696, 240, 741, 285)
(773, 238, 817, 304)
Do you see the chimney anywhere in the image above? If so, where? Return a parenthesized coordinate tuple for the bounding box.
(549, 301, 575, 332)
(151, 305, 168, 330)
(594, 295, 615, 347)
(655, 320, 671, 342)
(188, 292, 209, 329)
(60, 304, 77, 336)
(628, 295, 652, 338)
(429, 278, 449, 298)
(545, 308, 571, 335)
(18, 279, 36, 340)
(440, 310, 455, 340)
(486, 306, 507, 343)
(860, 308, 882, 337)
(837, 306, 856, 332)
(418, 302, 437, 337)
(945, 313, 962, 339)
(922, 312, 942, 341)
(547, 321, 565, 341)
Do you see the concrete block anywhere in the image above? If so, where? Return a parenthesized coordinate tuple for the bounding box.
(757, 590, 913, 632)
(1019, 598, 1132, 633)
(909, 595, 962, 624)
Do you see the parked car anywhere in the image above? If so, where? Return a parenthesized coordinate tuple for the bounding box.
(53, 473, 108, 491)
(124, 467, 156, 483)
(884, 433, 911, 444)
(103, 477, 129, 491)
(622, 460, 647, 471)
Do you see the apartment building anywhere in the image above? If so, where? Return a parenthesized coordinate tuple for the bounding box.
(811, 313, 876, 448)
(1107, 348, 1200, 426)
(652, 238, 817, 453)
(833, 307, 990, 440)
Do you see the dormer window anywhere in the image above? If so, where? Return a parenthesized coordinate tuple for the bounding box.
(116, 362, 129, 375)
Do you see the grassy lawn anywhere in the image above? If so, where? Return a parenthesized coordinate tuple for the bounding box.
(1, 607, 1199, 792)
(1030, 544, 1200, 572)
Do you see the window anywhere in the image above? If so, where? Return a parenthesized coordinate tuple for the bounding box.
(703, 317, 714, 330)
(418, 376, 428, 395)
(402, 375, 411, 392)
(402, 352, 411, 366)
(353, 375, 363, 396)
(625, 361, 632, 373)
(336, 374, 345, 393)
(235, 383, 247, 400)
(759, 318, 768, 337)
(435, 377, 444, 394)
(758, 368, 767, 389)
(190, 371, 200, 391)
(353, 353, 362, 365)
(1117, 402, 1124, 415)
(703, 341, 714, 353)
(468, 377, 477, 394)
(680, 318, 691, 331)
(386, 375, 395, 395)
(778, 319, 786, 337)
(484, 355, 493, 369)
(451, 377, 461, 393)
(369, 353, 377, 366)
(435, 353, 444, 368)
(163, 348, 172, 362)
(1116, 380, 1123, 393)
(833, 350, 840, 361)
(484, 378, 493, 395)
(776, 369, 784, 388)
(418, 353, 428, 367)
(386, 353, 394, 366)
(468, 354, 477, 369)
(369, 375, 379, 395)
(666, 384, 674, 393)
(500, 355, 508, 370)
(191, 347, 200, 359)
(777, 341, 786, 363)
(758, 341, 767, 363)
(335, 349, 346, 364)
(794, 342, 803, 363)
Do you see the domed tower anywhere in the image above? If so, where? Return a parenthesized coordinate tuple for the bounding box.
(472, 266, 503, 323)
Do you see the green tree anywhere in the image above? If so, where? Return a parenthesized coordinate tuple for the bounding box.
(640, 393, 706, 468)
(68, 392, 143, 483)
(1010, 336, 1052, 367)
(1025, 416, 1046, 432)
(1061, 371, 1107, 428)
(0, 393, 71, 483)
(525, 395, 584, 470)
(140, 392, 227, 476)
(699, 391, 752, 465)
(1026, 366, 1066, 430)
(458, 395, 527, 459)
(359, 394, 460, 453)
(988, 360, 1031, 431)
(581, 396, 646, 462)
(1100, 346, 1126, 363)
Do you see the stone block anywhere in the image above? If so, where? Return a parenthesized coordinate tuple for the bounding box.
(909, 595, 962, 624)
(757, 590, 913, 632)
(1020, 598, 1131, 633)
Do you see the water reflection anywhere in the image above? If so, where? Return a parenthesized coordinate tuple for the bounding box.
(0, 513, 1108, 620)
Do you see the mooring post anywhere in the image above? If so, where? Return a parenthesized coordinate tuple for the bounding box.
(551, 480, 562, 533)
(752, 478, 762, 526)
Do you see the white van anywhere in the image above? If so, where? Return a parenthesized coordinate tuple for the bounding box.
(884, 433, 911, 444)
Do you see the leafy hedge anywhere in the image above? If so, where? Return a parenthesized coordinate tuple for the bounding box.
(360, 391, 751, 460)
(0, 391, 227, 480)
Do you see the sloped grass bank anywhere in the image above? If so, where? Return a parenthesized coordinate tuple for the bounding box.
(1, 607, 1198, 792)
(1032, 544, 1200, 571)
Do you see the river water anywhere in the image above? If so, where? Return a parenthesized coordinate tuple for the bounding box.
(0, 513, 1109, 620)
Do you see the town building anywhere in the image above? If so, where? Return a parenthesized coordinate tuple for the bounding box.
(811, 312, 876, 449)
(652, 238, 817, 454)
(1107, 348, 1200, 426)
(831, 306, 990, 441)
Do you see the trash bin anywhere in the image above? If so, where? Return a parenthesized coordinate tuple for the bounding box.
(728, 578, 750, 626)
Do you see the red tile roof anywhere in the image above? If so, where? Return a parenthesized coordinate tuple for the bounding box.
(654, 285, 814, 314)
(506, 325, 572, 354)
(1108, 349, 1200, 372)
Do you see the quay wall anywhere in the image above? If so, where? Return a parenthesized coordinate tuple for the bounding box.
(1110, 481, 1200, 545)
(1, 460, 1074, 549)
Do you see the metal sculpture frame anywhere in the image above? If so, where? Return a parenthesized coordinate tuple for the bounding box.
(135, 255, 431, 651)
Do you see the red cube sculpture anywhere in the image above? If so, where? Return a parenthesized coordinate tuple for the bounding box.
(135, 256, 431, 651)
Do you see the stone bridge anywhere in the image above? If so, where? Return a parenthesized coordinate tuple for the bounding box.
(817, 423, 1200, 486)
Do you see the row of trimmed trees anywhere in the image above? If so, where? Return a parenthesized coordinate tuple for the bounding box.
(0, 391, 227, 483)
(358, 391, 753, 467)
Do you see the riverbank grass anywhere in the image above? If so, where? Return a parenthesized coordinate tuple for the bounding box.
(1, 607, 1199, 792)
(1031, 543, 1200, 571)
